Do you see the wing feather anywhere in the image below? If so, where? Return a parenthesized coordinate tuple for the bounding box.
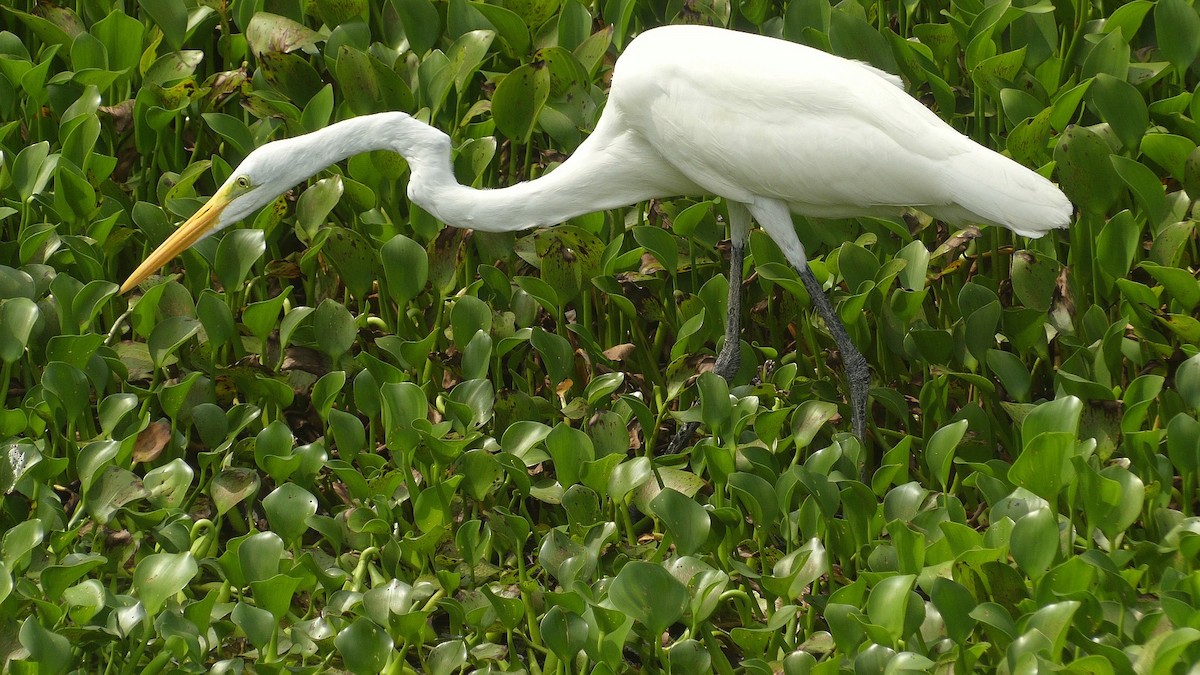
(611, 25, 1069, 232)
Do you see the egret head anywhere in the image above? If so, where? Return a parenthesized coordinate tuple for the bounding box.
(120, 111, 449, 293)
(119, 138, 323, 293)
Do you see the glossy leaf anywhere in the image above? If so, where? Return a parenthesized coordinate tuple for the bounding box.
(214, 229, 265, 291)
(608, 562, 688, 634)
(334, 618, 393, 674)
(492, 63, 549, 142)
(133, 552, 196, 615)
(650, 488, 710, 556)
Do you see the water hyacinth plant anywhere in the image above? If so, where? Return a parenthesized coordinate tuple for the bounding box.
(1, 0, 1199, 672)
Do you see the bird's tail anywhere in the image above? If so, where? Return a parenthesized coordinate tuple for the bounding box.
(935, 145, 1073, 238)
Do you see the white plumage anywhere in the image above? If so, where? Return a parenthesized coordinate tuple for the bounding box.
(122, 24, 1074, 442)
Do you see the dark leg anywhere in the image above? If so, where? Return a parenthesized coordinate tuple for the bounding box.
(749, 199, 869, 441)
(712, 230, 746, 382)
(665, 203, 750, 454)
(796, 264, 869, 440)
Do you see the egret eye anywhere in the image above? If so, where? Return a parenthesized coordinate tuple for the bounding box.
(235, 176, 251, 189)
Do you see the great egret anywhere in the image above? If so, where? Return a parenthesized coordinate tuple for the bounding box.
(121, 24, 1073, 444)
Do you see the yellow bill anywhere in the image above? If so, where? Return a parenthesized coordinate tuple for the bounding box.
(120, 184, 234, 293)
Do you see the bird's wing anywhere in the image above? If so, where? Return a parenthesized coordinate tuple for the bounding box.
(612, 27, 976, 215)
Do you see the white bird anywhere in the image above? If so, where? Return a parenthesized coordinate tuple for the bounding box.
(121, 24, 1073, 445)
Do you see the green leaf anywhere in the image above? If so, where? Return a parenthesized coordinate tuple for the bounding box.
(335, 46, 383, 116)
(791, 400, 839, 448)
(931, 578, 977, 644)
(214, 229, 265, 292)
(608, 562, 688, 634)
(667, 639, 712, 673)
(296, 177, 343, 242)
(381, 234, 428, 307)
(1096, 210, 1141, 282)
(0, 298, 39, 364)
(987, 350, 1032, 402)
(147, 316, 200, 369)
(138, 0, 188, 50)
(329, 408, 367, 460)
(865, 574, 917, 642)
(492, 63, 550, 142)
(1184, 146, 1200, 199)
(535, 226, 604, 303)
(244, 12, 322, 57)
(828, 10, 897, 73)
(650, 488, 710, 556)
(765, 538, 829, 600)
(211, 468, 260, 516)
(606, 456, 652, 503)
(144, 458, 193, 508)
(263, 483, 318, 543)
(469, 2, 531, 54)
(315, 0, 367, 27)
(925, 419, 967, 491)
(255, 420, 297, 481)
(1053, 125, 1121, 214)
(230, 601, 274, 649)
(1009, 432, 1078, 500)
(540, 606, 587, 661)
(449, 29, 495, 92)
(322, 226, 379, 302)
(450, 295, 492, 350)
(1140, 133, 1195, 183)
(1081, 29, 1130, 80)
(42, 361, 90, 425)
(133, 552, 196, 615)
(92, 10, 145, 76)
(697, 372, 732, 437)
(1080, 462, 1144, 538)
(243, 288, 291, 344)
(12, 141, 53, 202)
(18, 618, 71, 675)
(1104, 1, 1153, 37)
(728, 471, 780, 529)
(545, 423, 592, 486)
(393, 0, 441, 55)
(428, 639, 468, 675)
(447, 379, 495, 430)
(413, 476, 463, 532)
(196, 290, 235, 348)
(1024, 601, 1081, 657)
(311, 371, 346, 421)
(972, 48, 1027, 94)
(515, 275, 560, 314)
(1011, 506, 1058, 577)
(1166, 413, 1200, 473)
(238, 531, 284, 583)
(311, 299, 356, 360)
(2, 519, 45, 571)
(1155, 0, 1200, 74)
(530, 328, 574, 388)
(1022, 396, 1083, 442)
(632, 225, 679, 274)
(1090, 73, 1148, 151)
(1141, 262, 1200, 311)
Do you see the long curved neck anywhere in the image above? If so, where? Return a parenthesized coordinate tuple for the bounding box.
(409, 128, 687, 232)
(289, 112, 695, 233)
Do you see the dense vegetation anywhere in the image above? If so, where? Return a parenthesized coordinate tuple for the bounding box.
(2, 0, 1200, 671)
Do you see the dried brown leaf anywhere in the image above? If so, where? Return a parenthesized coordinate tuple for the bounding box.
(132, 420, 171, 463)
(603, 343, 636, 361)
